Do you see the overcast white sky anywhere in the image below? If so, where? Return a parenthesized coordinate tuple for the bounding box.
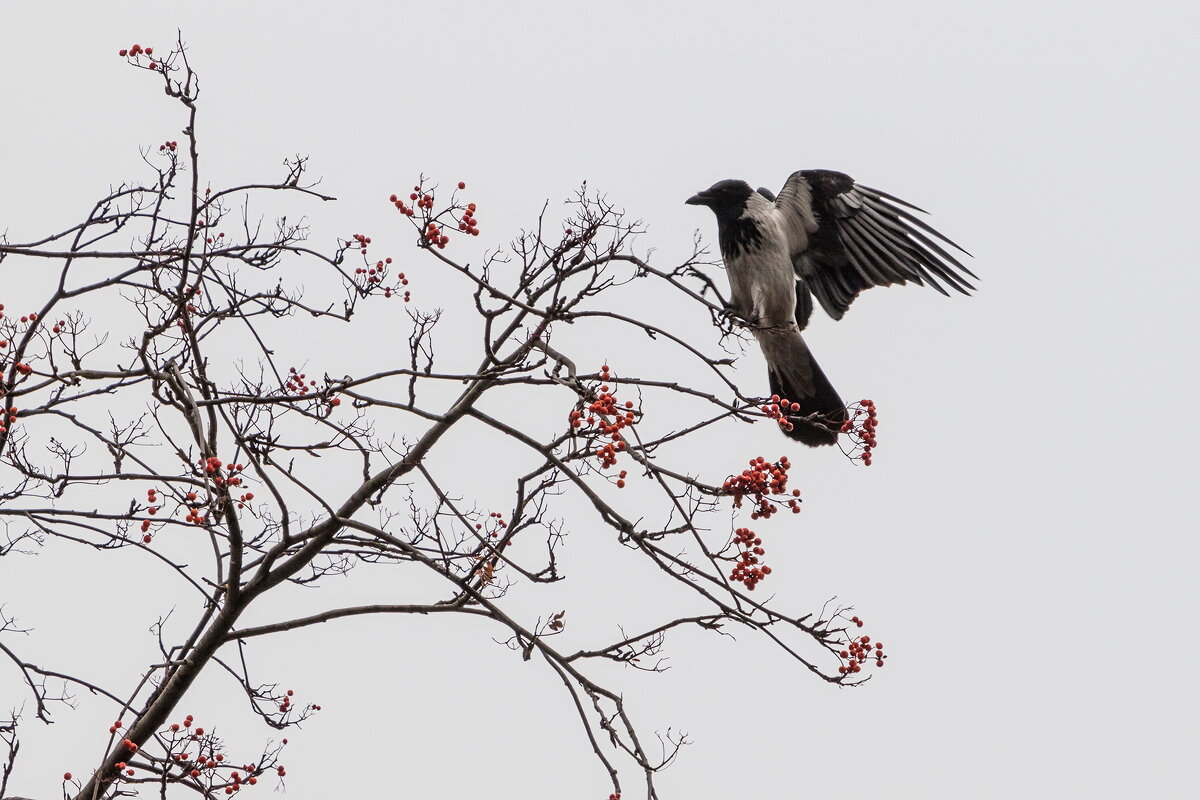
(2, 2, 1198, 798)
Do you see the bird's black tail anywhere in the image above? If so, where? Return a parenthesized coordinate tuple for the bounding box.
(758, 330, 847, 447)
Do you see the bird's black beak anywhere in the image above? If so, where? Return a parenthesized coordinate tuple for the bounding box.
(685, 191, 712, 206)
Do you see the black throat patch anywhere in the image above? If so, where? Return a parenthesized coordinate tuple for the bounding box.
(718, 215, 763, 260)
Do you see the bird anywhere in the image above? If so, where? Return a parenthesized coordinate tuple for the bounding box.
(686, 169, 974, 446)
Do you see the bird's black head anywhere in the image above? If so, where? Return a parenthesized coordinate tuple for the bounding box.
(686, 179, 754, 223)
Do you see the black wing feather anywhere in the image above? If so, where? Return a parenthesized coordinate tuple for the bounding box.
(837, 223, 911, 291)
(855, 198, 975, 291)
(778, 169, 975, 320)
(853, 210, 953, 294)
(794, 281, 814, 331)
(855, 182, 929, 213)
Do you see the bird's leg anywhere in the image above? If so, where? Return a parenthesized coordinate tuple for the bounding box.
(718, 303, 755, 328)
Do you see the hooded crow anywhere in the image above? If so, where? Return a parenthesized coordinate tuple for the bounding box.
(687, 169, 974, 446)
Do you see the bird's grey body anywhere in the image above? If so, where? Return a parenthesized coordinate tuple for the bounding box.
(687, 170, 974, 446)
(724, 194, 799, 328)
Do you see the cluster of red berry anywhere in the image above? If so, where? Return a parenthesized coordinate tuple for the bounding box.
(284, 368, 351, 408)
(157, 715, 277, 793)
(423, 221, 451, 249)
(390, 192, 417, 217)
(183, 489, 207, 526)
(184, 505, 207, 525)
(457, 201, 480, 236)
(202, 456, 246, 489)
(277, 688, 321, 715)
(837, 616, 886, 674)
(354, 256, 394, 285)
(130, 461, 241, 532)
(349, 233, 371, 254)
(285, 366, 317, 396)
(141, 487, 159, 540)
(345, 236, 412, 300)
(569, 365, 637, 474)
(95, 721, 140, 778)
(117, 43, 153, 58)
(760, 394, 800, 434)
(360, 259, 410, 301)
(0, 306, 39, 328)
(718, 456, 803, 589)
(0, 309, 66, 367)
(729, 526, 773, 590)
(840, 399, 878, 466)
(159, 140, 178, 152)
(222, 768, 256, 792)
(721, 456, 801, 520)
(117, 43, 161, 70)
(0, 404, 16, 436)
(474, 511, 509, 539)
(592, 441, 619, 469)
(383, 285, 411, 302)
(171, 285, 204, 331)
(408, 187, 438, 213)
(390, 181, 481, 247)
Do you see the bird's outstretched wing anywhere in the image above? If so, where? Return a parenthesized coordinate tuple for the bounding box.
(774, 169, 975, 320)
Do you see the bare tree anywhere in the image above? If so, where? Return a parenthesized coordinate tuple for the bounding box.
(0, 38, 884, 800)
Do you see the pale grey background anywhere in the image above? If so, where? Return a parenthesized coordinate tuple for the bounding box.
(2, 2, 1197, 798)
